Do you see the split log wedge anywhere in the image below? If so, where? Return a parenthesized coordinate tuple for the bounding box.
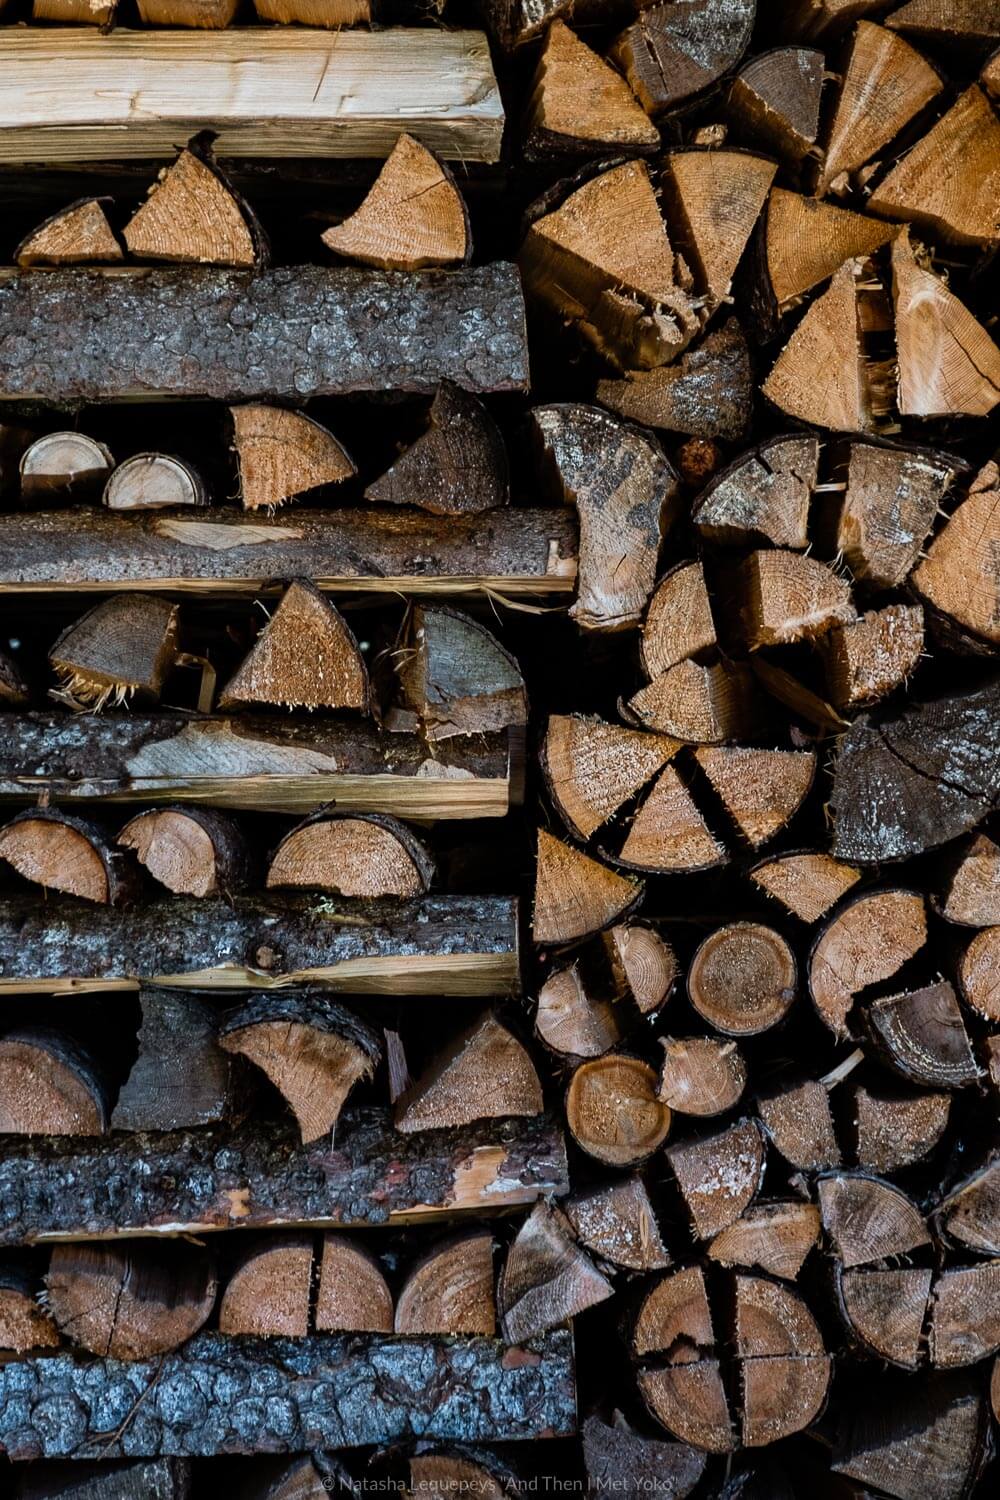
(322, 134, 470, 271)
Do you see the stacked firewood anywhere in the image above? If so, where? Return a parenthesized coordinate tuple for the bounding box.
(0, 0, 998, 1495)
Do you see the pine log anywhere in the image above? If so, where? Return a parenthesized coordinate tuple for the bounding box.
(218, 1235, 313, 1337)
(891, 231, 1000, 417)
(596, 319, 752, 442)
(914, 464, 1000, 648)
(666, 1118, 766, 1238)
(749, 852, 861, 923)
(123, 148, 262, 269)
(46, 1241, 217, 1359)
(118, 807, 250, 898)
(937, 1159, 1000, 1258)
(617, 765, 725, 873)
(854, 1085, 950, 1173)
(602, 923, 679, 1013)
(395, 1230, 495, 1334)
(818, 1172, 930, 1266)
(0, 1261, 60, 1353)
(888, 0, 1000, 44)
(0, 1108, 568, 1244)
(633, 1263, 714, 1360)
(764, 189, 897, 312)
(626, 660, 759, 744)
(366, 383, 508, 516)
(533, 403, 678, 632)
(111, 988, 241, 1132)
(14, 199, 122, 268)
(534, 829, 642, 943)
(322, 136, 470, 271)
(836, 440, 960, 588)
(582, 1415, 707, 1500)
(611, 0, 755, 115)
(823, 603, 924, 710)
(868, 980, 979, 1088)
(19, 432, 114, 504)
(734, 1275, 830, 1446)
(691, 435, 818, 549)
(0, 808, 137, 906)
(103, 454, 209, 512)
(758, 1079, 840, 1170)
(658, 1036, 747, 1116)
(564, 1176, 670, 1271)
(693, 745, 816, 847)
(930, 1264, 1000, 1368)
(0, 712, 518, 820)
(267, 813, 433, 899)
(219, 581, 368, 713)
(837, 1265, 931, 1368)
(0, 1328, 575, 1457)
(0, 31, 504, 164)
(958, 926, 1000, 1019)
(395, 1011, 542, 1132)
(639, 562, 717, 679)
(14, 1461, 192, 1500)
(536, 963, 624, 1059)
(498, 1200, 613, 1341)
(739, 549, 855, 649)
(565, 1054, 671, 1166)
(661, 149, 777, 307)
(0, 892, 519, 997)
(231, 406, 355, 512)
(728, 48, 824, 165)
(32, 0, 116, 22)
(809, 889, 927, 1034)
(542, 713, 678, 840)
(707, 1201, 820, 1280)
(397, 605, 528, 741)
(524, 20, 660, 158)
(0, 1029, 108, 1137)
(49, 594, 179, 709)
(316, 1235, 393, 1332)
(688, 923, 797, 1035)
(833, 1370, 987, 1499)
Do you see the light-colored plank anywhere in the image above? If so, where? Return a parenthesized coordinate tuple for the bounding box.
(0, 28, 503, 162)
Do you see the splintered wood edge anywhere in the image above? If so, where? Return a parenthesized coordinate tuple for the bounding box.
(0, 574, 576, 597)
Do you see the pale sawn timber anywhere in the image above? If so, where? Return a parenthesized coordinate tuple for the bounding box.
(0, 30, 504, 163)
(0, 713, 520, 819)
(0, 265, 529, 402)
(0, 508, 575, 597)
(0, 892, 520, 996)
(0, 1109, 568, 1243)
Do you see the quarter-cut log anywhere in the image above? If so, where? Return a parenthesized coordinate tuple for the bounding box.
(0, 1029, 107, 1137)
(818, 1172, 930, 1266)
(267, 813, 433, 899)
(708, 1202, 820, 1279)
(596, 320, 752, 441)
(525, 21, 660, 157)
(20, 432, 114, 503)
(111, 989, 241, 1132)
(833, 1369, 988, 1500)
(0, 264, 527, 403)
(930, 1264, 1000, 1368)
(693, 745, 816, 847)
(219, 1235, 313, 1336)
(564, 1176, 671, 1271)
(891, 231, 1000, 417)
(836, 440, 960, 589)
(398, 605, 528, 740)
(219, 580, 368, 713)
(666, 1117, 766, 1238)
(534, 829, 642, 943)
(759, 1079, 840, 1170)
(914, 464, 1000, 646)
(611, 0, 755, 115)
(837, 1265, 931, 1367)
(536, 963, 624, 1059)
(749, 852, 860, 923)
(809, 889, 927, 1034)
(854, 1085, 950, 1172)
(46, 1242, 216, 1359)
(533, 403, 678, 632)
(0, 808, 137, 906)
(0, 1261, 60, 1353)
(688, 923, 797, 1036)
(322, 135, 469, 271)
(728, 48, 824, 165)
(395, 1230, 495, 1335)
(14, 1461, 192, 1500)
(14, 198, 122, 268)
(366, 383, 507, 516)
(602, 923, 679, 1013)
(395, 1011, 543, 1132)
(744, 547, 856, 648)
(316, 1235, 393, 1333)
(764, 189, 897, 311)
(633, 1263, 714, 1359)
(123, 147, 261, 268)
(566, 1054, 671, 1166)
(498, 1200, 613, 1342)
(868, 980, 979, 1089)
(118, 806, 250, 897)
(639, 1362, 733, 1453)
(692, 436, 817, 550)
(658, 1036, 746, 1116)
(231, 405, 355, 511)
(618, 766, 725, 873)
(218, 994, 381, 1144)
(735, 1275, 829, 1446)
(937, 1159, 1000, 1258)
(582, 1415, 707, 1500)
(661, 149, 777, 306)
(49, 594, 179, 709)
(639, 562, 717, 679)
(626, 659, 758, 743)
(542, 713, 678, 839)
(762, 258, 877, 432)
(0, 892, 519, 997)
(824, 604, 924, 709)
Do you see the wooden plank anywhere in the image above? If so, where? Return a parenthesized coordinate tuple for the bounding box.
(0, 893, 520, 996)
(0, 713, 519, 818)
(0, 1109, 568, 1243)
(0, 507, 576, 597)
(0, 29, 504, 163)
(0, 1329, 576, 1458)
(0, 265, 529, 402)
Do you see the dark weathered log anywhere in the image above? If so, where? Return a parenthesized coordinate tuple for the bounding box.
(14, 1460, 192, 1500)
(322, 135, 470, 272)
(366, 382, 508, 516)
(564, 1175, 670, 1272)
(582, 1415, 707, 1500)
(611, 0, 755, 115)
(0, 1329, 576, 1458)
(0, 647, 29, 707)
(837, 1264, 931, 1369)
(930, 1264, 1000, 1368)
(868, 981, 979, 1089)
(395, 1230, 496, 1335)
(112, 989, 241, 1132)
(596, 320, 752, 441)
(937, 1159, 1000, 1258)
(832, 1370, 988, 1499)
(0, 712, 517, 820)
(498, 1201, 612, 1342)
(691, 436, 817, 549)
(728, 47, 824, 165)
(395, 1011, 542, 1133)
(0, 1108, 567, 1245)
(0, 892, 519, 996)
(0, 506, 575, 598)
(0, 265, 528, 403)
(854, 1085, 950, 1173)
(46, 1241, 217, 1359)
(219, 1235, 314, 1337)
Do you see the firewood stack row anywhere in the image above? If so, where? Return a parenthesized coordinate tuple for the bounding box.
(0, 0, 998, 1495)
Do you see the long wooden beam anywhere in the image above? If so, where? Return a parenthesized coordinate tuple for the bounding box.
(0, 29, 504, 162)
(0, 713, 520, 818)
(0, 1330, 576, 1458)
(0, 507, 576, 597)
(0, 264, 529, 402)
(0, 893, 520, 995)
(0, 1109, 567, 1243)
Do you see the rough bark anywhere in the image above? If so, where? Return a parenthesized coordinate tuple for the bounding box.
(365, 382, 508, 516)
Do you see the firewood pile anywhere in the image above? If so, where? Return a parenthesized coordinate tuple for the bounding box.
(0, 0, 998, 1495)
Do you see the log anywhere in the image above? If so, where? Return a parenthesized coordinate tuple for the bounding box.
(914, 464, 1000, 647)
(0, 1261, 60, 1353)
(0, 648, 29, 707)
(937, 1159, 1000, 1258)
(837, 1264, 931, 1368)
(0, 808, 137, 906)
(218, 1235, 313, 1337)
(0, 892, 519, 997)
(316, 1235, 393, 1333)
(818, 1172, 930, 1266)
(49, 594, 179, 709)
(809, 888, 927, 1035)
(891, 231, 1000, 417)
(122, 147, 263, 269)
(0, 1029, 108, 1137)
(0, 1330, 575, 1459)
(564, 1176, 670, 1272)
(930, 1264, 1000, 1368)
(220, 581, 368, 713)
(763, 189, 896, 313)
(103, 454, 208, 512)
(833, 1370, 988, 1499)
(397, 606, 528, 741)
(533, 829, 642, 943)
(602, 923, 678, 1013)
(111, 988, 241, 1132)
(635, 1269, 733, 1454)
(19, 432, 114, 504)
(639, 563, 717, 680)
(888, 0, 1000, 44)
(138, 0, 238, 23)
(959, 927, 1000, 1019)
(365, 383, 508, 516)
(660, 149, 776, 307)
(734, 1275, 830, 1446)
(596, 320, 752, 442)
(498, 1200, 613, 1342)
(118, 806, 250, 898)
(782, 0, 884, 37)
(0, 1108, 569, 1243)
(524, 21, 660, 158)
(267, 813, 433, 899)
(0, 264, 528, 404)
(749, 852, 860, 923)
(758, 1079, 840, 1170)
(231, 406, 355, 512)
(542, 713, 678, 840)
(14, 1461, 192, 1500)
(0, 712, 517, 820)
(854, 1085, 950, 1173)
(738, 549, 856, 648)
(692, 745, 816, 847)
(14, 198, 122, 268)
(395, 1011, 542, 1132)
(617, 765, 725, 874)
(565, 1055, 671, 1166)
(0, 31, 504, 164)
(626, 660, 759, 744)
(658, 1036, 747, 1117)
(46, 1241, 217, 1359)
(665, 1118, 766, 1238)
(535, 963, 624, 1059)
(691, 435, 818, 550)
(823, 603, 924, 710)
(226, 1457, 331, 1500)
(728, 48, 824, 166)
(611, 0, 756, 116)
(687, 923, 797, 1035)
(322, 135, 470, 271)
(836, 440, 961, 589)
(582, 1415, 707, 1500)
(395, 1230, 496, 1334)
(868, 980, 979, 1089)
(707, 1202, 820, 1280)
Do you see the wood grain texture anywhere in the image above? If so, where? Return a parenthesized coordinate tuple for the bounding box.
(0, 30, 504, 163)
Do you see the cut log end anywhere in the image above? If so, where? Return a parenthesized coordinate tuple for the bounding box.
(49, 594, 179, 710)
(266, 813, 434, 899)
(123, 146, 261, 268)
(394, 1231, 495, 1335)
(103, 453, 208, 512)
(14, 198, 123, 268)
(46, 1242, 217, 1360)
(0, 809, 134, 905)
(0, 1029, 107, 1137)
(566, 1054, 671, 1166)
(118, 806, 250, 898)
(395, 1011, 543, 1134)
(366, 382, 509, 516)
(231, 405, 356, 512)
(219, 580, 369, 714)
(316, 1235, 393, 1333)
(218, 1235, 313, 1337)
(322, 134, 470, 271)
(688, 923, 797, 1036)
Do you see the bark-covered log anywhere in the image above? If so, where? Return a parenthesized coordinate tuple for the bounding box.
(0, 892, 519, 996)
(0, 712, 518, 820)
(0, 507, 574, 599)
(0, 1108, 568, 1244)
(0, 1328, 576, 1459)
(0, 265, 528, 403)
(14, 1460, 192, 1500)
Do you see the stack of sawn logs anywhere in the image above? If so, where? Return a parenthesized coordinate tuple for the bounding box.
(0, 0, 998, 1496)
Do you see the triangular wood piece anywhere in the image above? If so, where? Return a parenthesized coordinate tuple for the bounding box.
(694, 746, 816, 847)
(662, 149, 777, 304)
(542, 713, 679, 839)
(266, 812, 435, 898)
(627, 658, 758, 743)
(231, 406, 356, 511)
(596, 319, 752, 441)
(738, 549, 856, 648)
(536, 962, 624, 1058)
(366, 382, 509, 516)
(526, 20, 660, 154)
(395, 1231, 496, 1335)
(218, 580, 369, 712)
(123, 146, 261, 267)
(14, 199, 122, 268)
(534, 828, 642, 943)
(824, 602, 925, 708)
(619, 765, 726, 872)
(611, 0, 755, 115)
(817, 22, 941, 195)
(766, 189, 897, 311)
(394, 1011, 543, 1132)
(914, 464, 1000, 645)
(640, 561, 718, 680)
(397, 605, 527, 740)
(888, 0, 1000, 46)
(566, 1178, 671, 1271)
(891, 231, 1000, 417)
(783, 0, 886, 39)
(519, 160, 704, 371)
(763, 259, 873, 431)
(49, 594, 179, 709)
(498, 1201, 613, 1343)
(728, 47, 825, 164)
(322, 134, 470, 271)
(693, 436, 819, 550)
(836, 439, 961, 586)
(868, 85, 1000, 246)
